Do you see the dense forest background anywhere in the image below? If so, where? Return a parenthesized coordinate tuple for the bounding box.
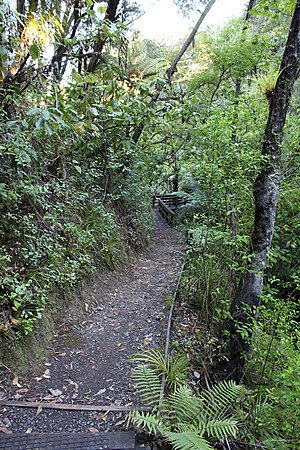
(0, 0, 299, 447)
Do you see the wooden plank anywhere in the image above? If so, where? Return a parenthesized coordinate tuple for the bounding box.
(153, 193, 179, 208)
(158, 198, 175, 216)
(0, 400, 150, 412)
(158, 198, 175, 225)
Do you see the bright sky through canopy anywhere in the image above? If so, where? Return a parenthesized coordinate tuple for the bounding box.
(134, 0, 247, 43)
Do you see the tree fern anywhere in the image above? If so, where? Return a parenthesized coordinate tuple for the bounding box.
(165, 431, 214, 450)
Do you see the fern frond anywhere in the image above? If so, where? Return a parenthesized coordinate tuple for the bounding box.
(205, 418, 238, 439)
(165, 431, 214, 450)
(132, 349, 167, 374)
(175, 422, 205, 437)
(129, 410, 165, 435)
(164, 384, 200, 425)
(132, 364, 161, 407)
(201, 380, 241, 419)
(166, 354, 189, 390)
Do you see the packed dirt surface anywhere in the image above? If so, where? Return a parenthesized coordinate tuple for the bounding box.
(0, 211, 185, 434)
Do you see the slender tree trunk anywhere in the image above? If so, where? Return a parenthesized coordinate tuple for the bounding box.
(131, 0, 216, 144)
(166, 0, 217, 79)
(221, 0, 300, 382)
(244, 0, 257, 20)
(87, 0, 120, 73)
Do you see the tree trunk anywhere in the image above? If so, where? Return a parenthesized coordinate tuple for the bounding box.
(221, 0, 300, 382)
(87, 0, 121, 73)
(131, 0, 216, 144)
(244, 0, 257, 20)
(166, 0, 217, 79)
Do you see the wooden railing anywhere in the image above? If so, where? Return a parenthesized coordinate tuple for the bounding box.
(152, 193, 180, 208)
(153, 194, 182, 226)
(157, 198, 175, 225)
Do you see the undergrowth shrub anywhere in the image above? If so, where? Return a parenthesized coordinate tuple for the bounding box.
(241, 293, 300, 449)
(180, 222, 248, 324)
(0, 143, 153, 339)
(113, 176, 154, 250)
(0, 171, 127, 337)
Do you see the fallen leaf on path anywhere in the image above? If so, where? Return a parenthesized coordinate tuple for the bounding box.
(35, 377, 43, 382)
(115, 419, 126, 426)
(94, 388, 106, 396)
(42, 369, 51, 379)
(65, 379, 78, 390)
(87, 427, 98, 433)
(16, 388, 28, 394)
(55, 352, 66, 357)
(36, 405, 43, 416)
(48, 389, 62, 397)
(0, 427, 12, 434)
(12, 377, 22, 388)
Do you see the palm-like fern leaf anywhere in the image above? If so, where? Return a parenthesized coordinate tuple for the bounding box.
(165, 431, 214, 450)
(205, 418, 238, 439)
(201, 380, 241, 419)
(129, 410, 165, 435)
(132, 364, 161, 407)
(166, 355, 189, 389)
(132, 349, 167, 375)
(164, 385, 200, 425)
(175, 422, 205, 437)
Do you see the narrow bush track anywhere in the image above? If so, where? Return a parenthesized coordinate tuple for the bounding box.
(0, 211, 184, 433)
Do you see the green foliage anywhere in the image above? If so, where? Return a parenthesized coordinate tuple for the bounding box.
(240, 292, 300, 449)
(0, 8, 157, 338)
(132, 349, 189, 392)
(164, 431, 213, 450)
(132, 365, 162, 407)
(130, 350, 241, 449)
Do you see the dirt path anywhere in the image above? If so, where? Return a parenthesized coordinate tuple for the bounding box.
(0, 211, 184, 433)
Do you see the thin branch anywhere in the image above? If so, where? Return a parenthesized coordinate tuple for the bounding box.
(166, 0, 217, 80)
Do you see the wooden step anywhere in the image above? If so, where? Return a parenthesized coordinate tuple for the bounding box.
(0, 431, 135, 449)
